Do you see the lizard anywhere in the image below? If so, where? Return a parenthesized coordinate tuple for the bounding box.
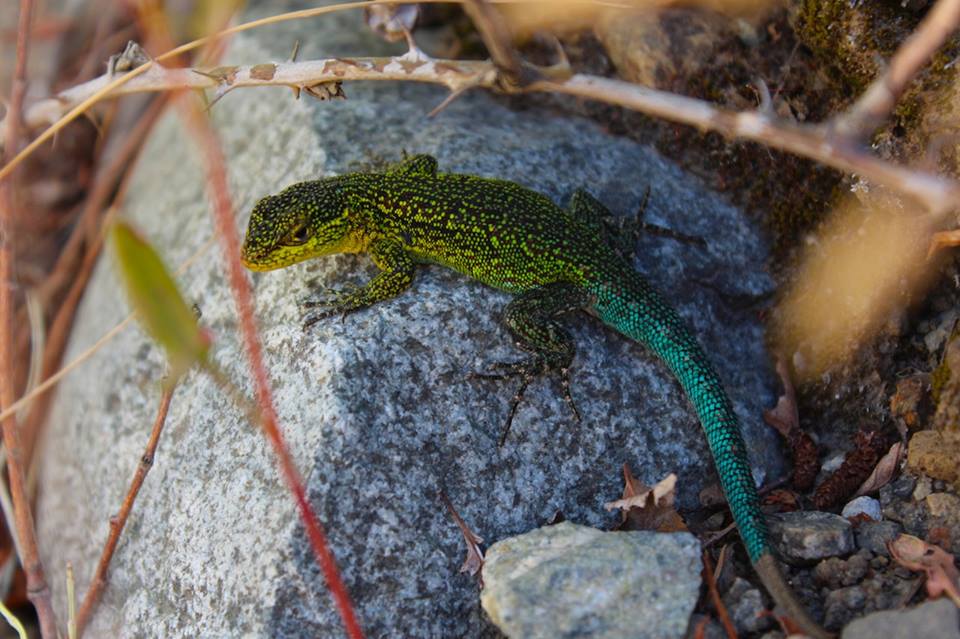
(240, 154, 829, 639)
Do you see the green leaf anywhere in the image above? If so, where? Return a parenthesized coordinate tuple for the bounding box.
(112, 221, 210, 381)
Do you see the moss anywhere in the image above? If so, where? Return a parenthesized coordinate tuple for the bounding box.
(932, 356, 951, 405)
(794, 0, 915, 94)
(931, 324, 960, 404)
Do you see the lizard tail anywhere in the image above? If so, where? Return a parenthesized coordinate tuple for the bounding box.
(589, 275, 832, 639)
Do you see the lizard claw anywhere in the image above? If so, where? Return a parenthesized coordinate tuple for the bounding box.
(300, 286, 366, 329)
(470, 356, 580, 445)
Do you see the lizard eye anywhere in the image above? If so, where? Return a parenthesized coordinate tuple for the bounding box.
(282, 222, 310, 246)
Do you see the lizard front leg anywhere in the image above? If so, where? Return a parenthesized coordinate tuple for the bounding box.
(303, 238, 415, 328)
(474, 282, 593, 444)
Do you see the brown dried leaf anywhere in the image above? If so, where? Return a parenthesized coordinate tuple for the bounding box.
(605, 466, 687, 533)
(855, 441, 904, 497)
(764, 358, 799, 436)
(765, 358, 820, 491)
(889, 534, 960, 607)
(439, 492, 485, 584)
(761, 488, 801, 512)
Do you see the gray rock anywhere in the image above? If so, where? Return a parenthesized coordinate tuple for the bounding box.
(35, 2, 779, 638)
(768, 512, 855, 562)
(721, 576, 772, 634)
(855, 520, 902, 555)
(842, 598, 960, 639)
(481, 522, 701, 639)
(882, 476, 917, 502)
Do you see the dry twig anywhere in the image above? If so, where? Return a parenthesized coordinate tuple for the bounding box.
(0, 2, 59, 637)
(75, 385, 174, 635)
(4, 2, 959, 216)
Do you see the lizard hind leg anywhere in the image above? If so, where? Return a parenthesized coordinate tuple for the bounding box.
(472, 282, 592, 445)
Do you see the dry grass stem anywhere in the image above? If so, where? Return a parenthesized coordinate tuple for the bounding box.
(0, 2, 59, 636)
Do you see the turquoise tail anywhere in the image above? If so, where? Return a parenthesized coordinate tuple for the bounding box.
(589, 274, 770, 563)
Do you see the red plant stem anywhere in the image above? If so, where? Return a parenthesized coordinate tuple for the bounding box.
(702, 550, 737, 639)
(75, 384, 176, 636)
(178, 98, 364, 639)
(127, 7, 361, 633)
(0, 2, 59, 637)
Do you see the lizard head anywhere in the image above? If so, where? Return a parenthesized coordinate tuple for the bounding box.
(241, 179, 355, 272)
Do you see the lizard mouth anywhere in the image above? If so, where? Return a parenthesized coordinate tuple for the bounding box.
(239, 245, 272, 271)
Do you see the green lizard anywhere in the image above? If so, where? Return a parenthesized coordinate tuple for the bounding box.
(241, 154, 829, 639)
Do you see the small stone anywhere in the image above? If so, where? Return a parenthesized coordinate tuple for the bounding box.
(925, 492, 960, 518)
(842, 496, 882, 521)
(908, 431, 960, 489)
(855, 520, 903, 555)
(721, 577, 772, 634)
(889, 374, 932, 431)
(813, 551, 869, 589)
(822, 453, 846, 474)
(824, 586, 867, 630)
(844, 551, 871, 584)
(887, 476, 917, 501)
(924, 309, 959, 354)
(913, 475, 933, 501)
(814, 557, 846, 588)
(841, 598, 960, 639)
(481, 522, 702, 639)
(767, 512, 856, 563)
(925, 492, 960, 554)
(593, 9, 734, 89)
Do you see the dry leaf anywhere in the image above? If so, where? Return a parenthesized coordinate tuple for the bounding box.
(764, 358, 800, 436)
(764, 358, 820, 491)
(888, 534, 960, 607)
(762, 488, 801, 512)
(439, 492, 485, 584)
(855, 441, 904, 497)
(605, 466, 687, 532)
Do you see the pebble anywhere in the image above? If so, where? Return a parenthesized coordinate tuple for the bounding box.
(481, 522, 702, 639)
(767, 511, 856, 562)
(854, 520, 903, 555)
(842, 496, 882, 521)
(721, 577, 772, 634)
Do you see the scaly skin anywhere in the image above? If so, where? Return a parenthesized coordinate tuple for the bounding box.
(241, 154, 829, 639)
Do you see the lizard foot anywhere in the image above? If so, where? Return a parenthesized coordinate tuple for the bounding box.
(470, 356, 580, 446)
(301, 286, 366, 328)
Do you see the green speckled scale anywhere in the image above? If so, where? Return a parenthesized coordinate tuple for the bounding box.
(241, 154, 826, 637)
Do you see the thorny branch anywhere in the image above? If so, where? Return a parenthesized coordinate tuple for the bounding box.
(0, 1, 59, 638)
(4, 0, 960, 217)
